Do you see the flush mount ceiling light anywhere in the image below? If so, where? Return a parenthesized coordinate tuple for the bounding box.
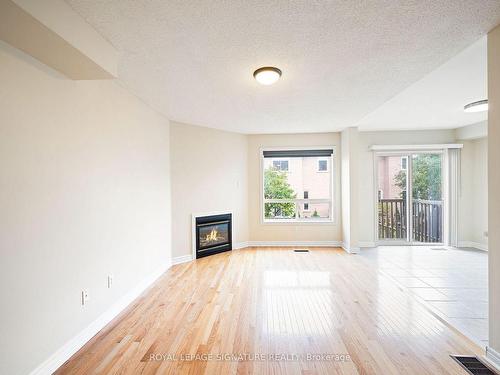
(464, 99, 488, 113)
(253, 67, 282, 85)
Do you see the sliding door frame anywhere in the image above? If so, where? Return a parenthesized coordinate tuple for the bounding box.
(374, 149, 447, 246)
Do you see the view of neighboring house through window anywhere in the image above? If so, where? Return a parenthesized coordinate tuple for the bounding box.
(262, 149, 333, 222)
(318, 159, 328, 172)
(401, 156, 408, 170)
(272, 159, 289, 171)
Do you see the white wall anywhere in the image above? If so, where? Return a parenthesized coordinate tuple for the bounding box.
(170, 122, 249, 258)
(0, 42, 171, 375)
(247, 133, 341, 243)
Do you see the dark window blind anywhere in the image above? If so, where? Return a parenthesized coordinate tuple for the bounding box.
(263, 149, 333, 158)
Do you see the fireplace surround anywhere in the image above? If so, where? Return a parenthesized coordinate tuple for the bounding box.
(193, 212, 232, 259)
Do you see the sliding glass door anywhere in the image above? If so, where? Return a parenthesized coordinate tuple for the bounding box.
(377, 155, 408, 241)
(410, 153, 443, 243)
(376, 152, 444, 244)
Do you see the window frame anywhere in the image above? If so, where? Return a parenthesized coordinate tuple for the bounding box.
(401, 156, 408, 170)
(272, 159, 289, 172)
(303, 191, 309, 210)
(317, 159, 328, 172)
(260, 146, 336, 224)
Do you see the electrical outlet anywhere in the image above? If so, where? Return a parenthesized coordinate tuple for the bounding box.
(107, 274, 114, 288)
(81, 289, 89, 306)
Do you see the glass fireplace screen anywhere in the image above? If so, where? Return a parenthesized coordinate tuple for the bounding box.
(198, 222, 229, 250)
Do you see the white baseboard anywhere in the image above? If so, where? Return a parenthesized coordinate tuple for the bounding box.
(458, 241, 488, 251)
(173, 241, 345, 266)
(29, 263, 170, 375)
(173, 241, 342, 265)
(485, 346, 500, 372)
(172, 254, 193, 265)
(246, 241, 342, 248)
(358, 241, 376, 248)
(341, 242, 360, 254)
(173, 242, 247, 265)
(233, 241, 249, 249)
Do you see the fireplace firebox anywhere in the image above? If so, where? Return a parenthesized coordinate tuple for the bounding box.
(195, 213, 232, 258)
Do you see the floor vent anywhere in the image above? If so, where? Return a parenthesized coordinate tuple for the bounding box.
(431, 247, 447, 251)
(451, 355, 496, 375)
(293, 249, 309, 253)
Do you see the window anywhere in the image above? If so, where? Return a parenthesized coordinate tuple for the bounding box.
(401, 156, 407, 170)
(272, 159, 289, 171)
(262, 148, 334, 222)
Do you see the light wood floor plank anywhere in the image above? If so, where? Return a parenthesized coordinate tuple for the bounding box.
(55, 247, 481, 374)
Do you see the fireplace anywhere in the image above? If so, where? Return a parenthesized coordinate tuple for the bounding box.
(195, 213, 232, 258)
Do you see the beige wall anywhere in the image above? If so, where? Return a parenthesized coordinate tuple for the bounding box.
(471, 138, 488, 246)
(170, 122, 249, 258)
(488, 24, 500, 355)
(340, 128, 360, 252)
(0, 41, 171, 375)
(458, 137, 488, 248)
(171, 127, 484, 248)
(0, 0, 117, 79)
(248, 133, 341, 242)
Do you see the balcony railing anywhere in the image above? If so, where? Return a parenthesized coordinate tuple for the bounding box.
(378, 199, 442, 242)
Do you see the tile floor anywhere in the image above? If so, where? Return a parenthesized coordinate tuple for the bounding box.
(359, 245, 488, 347)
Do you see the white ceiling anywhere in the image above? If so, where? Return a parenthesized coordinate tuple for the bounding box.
(66, 1, 500, 134)
(357, 37, 488, 131)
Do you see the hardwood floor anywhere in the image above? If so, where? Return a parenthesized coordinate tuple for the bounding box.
(56, 247, 481, 374)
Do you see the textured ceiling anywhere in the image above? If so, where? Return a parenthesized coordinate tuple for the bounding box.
(66, 0, 500, 134)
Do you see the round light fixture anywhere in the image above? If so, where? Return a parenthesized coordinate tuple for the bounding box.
(253, 67, 282, 85)
(464, 99, 488, 113)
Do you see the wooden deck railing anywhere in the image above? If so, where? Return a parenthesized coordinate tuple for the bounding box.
(378, 199, 442, 242)
(378, 199, 407, 239)
(412, 199, 442, 242)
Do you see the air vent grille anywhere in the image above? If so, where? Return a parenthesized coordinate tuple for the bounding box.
(450, 355, 496, 375)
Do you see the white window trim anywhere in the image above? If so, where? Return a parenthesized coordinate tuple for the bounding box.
(370, 144, 463, 151)
(260, 146, 336, 225)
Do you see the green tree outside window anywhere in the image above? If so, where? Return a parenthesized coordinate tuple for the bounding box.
(394, 154, 442, 200)
(264, 168, 296, 218)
